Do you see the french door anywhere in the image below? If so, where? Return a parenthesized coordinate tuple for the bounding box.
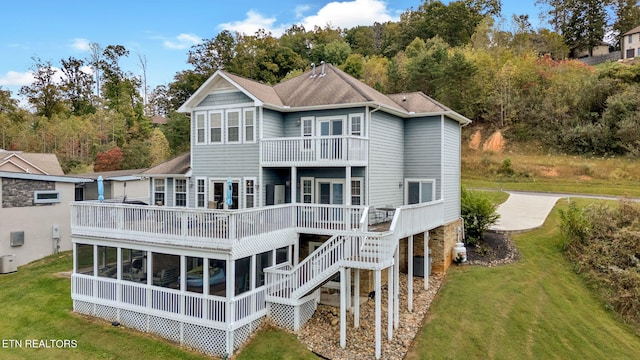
(210, 180, 238, 209)
(318, 118, 344, 160)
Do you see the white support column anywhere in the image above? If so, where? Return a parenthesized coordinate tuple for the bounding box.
(116, 247, 122, 304)
(345, 166, 351, 205)
(408, 235, 414, 312)
(394, 245, 399, 329)
(346, 267, 352, 310)
(179, 255, 186, 343)
(354, 268, 360, 328)
(424, 231, 429, 290)
(387, 264, 393, 340)
(375, 269, 382, 359)
(291, 166, 297, 204)
(203, 258, 209, 320)
(340, 267, 347, 348)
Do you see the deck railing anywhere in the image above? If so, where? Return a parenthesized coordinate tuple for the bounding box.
(71, 202, 367, 248)
(71, 273, 266, 327)
(261, 136, 368, 166)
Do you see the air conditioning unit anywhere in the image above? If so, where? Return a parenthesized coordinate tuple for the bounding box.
(0, 255, 17, 274)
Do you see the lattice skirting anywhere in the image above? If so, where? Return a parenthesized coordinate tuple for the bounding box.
(72, 300, 261, 357)
(268, 295, 318, 331)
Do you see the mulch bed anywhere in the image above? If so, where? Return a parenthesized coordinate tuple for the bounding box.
(465, 230, 520, 267)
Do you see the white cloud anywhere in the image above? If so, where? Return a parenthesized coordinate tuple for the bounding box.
(301, 0, 395, 30)
(0, 71, 34, 87)
(71, 38, 92, 51)
(295, 5, 311, 19)
(164, 33, 201, 50)
(218, 10, 287, 36)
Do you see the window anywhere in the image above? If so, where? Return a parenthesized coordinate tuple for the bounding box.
(174, 178, 187, 207)
(235, 256, 252, 295)
(244, 178, 255, 208)
(196, 178, 206, 208)
(255, 251, 272, 287)
(406, 179, 436, 205)
(351, 179, 362, 205)
(629, 35, 633, 44)
(76, 243, 94, 275)
(301, 177, 314, 203)
(244, 109, 255, 142)
(276, 246, 289, 264)
(34, 190, 60, 204)
(154, 178, 165, 206)
(195, 112, 206, 144)
(301, 116, 314, 150)
(227, 110, 240, 143)
(209, 111, 223, 143)
(349, 113, 363, 136)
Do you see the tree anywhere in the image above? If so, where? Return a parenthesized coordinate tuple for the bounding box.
(19, 57, 66, 119)
(162, 111, 191, 155)
(148, 128, 171, 166)
(188, 30, 236, 75)
(60, 56, 96, 115)
(612, 0, 640, 49)
(461, 187, 500, 245)
(94, 147, 124, 171)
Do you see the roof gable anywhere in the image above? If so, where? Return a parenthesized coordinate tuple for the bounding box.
(624, 25, 640, 36)
(0, 151, 64, 175)
(177, 63, 471, 125)
(142, 153, 191, 176)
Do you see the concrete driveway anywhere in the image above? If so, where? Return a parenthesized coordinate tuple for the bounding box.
(489, 192, 564, 232)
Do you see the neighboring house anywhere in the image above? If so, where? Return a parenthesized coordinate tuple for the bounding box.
(0, 150, 91, 269)
(574, 42, 611, 58)
(70, 64, 470, 359)
(141, 152, 191, 206)
(75, 169, 148, 203)
(623, 25, 640, 59)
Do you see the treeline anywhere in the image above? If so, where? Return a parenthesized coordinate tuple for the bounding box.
(1, 0, 640, 173)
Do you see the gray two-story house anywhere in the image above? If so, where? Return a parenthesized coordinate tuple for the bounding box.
(70, 63, 470, 359)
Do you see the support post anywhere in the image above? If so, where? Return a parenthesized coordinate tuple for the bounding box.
(340, 267, 347, 348)
(408, 235, 413, 312)
(394, 245, 399, 329)
(354, 268, 360, 328)
(424, 231, 429, 290)
(375, 269, 381, 359)
(387, 264, 393, 340)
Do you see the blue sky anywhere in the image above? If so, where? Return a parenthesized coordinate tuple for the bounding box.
(0, 0, 543, 100)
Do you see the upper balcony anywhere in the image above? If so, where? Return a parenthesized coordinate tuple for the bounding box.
(260, 136, 368, 167)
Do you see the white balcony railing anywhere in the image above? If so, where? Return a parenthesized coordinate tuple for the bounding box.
(261, 136, 368, 166)
(71, 202, 367, 248)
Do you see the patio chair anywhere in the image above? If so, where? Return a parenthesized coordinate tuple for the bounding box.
(153, 268, 177, 287)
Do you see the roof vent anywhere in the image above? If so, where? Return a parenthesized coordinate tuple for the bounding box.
(310, 63, 317, 78)
(320, 61, 326, 77)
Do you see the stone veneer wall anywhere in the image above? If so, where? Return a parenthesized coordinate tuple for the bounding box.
(2, 178, 55, 208)
(398, 218, 463, 274)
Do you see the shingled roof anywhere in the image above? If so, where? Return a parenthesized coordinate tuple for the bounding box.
(178, 63, 470, 124)
(0, 150, 64, 175)
(142, 153, 190, 176)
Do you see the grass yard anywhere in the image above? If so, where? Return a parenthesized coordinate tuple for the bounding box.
(406, 198, 640, 359)
(462, 147, 640, 197)
(0, 254, 208, 360)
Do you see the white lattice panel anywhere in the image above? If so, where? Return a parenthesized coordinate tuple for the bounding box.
(95, 304, 118, 322)
(184, 323, 227, 357)
(299, 297, 318, 327)
(269, 303, 295, 330)
(120, 309, 147, 332)
(233, 322, 253, 350)
(73, 300, 94, 316)
(149, 316, 181, 343)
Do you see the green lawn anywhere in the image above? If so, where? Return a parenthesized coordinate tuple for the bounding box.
(0, 254, 207, 360)
(406, 198, 640, 359)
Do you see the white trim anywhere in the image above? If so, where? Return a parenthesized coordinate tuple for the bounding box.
(226, 108, 242, 144)
(404, 178, 436, 205)
(153, 178, 166, 206)
(0, 153, 51, 175)
(243, 108, 256, 143)
(34, 190, 60, 204)
(348, 113, 365, 137)
(300, 177, 314, 204)
(243, 177, 257, 208)
(209, 110, 224, 144)
(195, 111, 207, 144)
(195, 177, 207, 208)
(316, 115, 347, 136)
(173, 178, 188, 207)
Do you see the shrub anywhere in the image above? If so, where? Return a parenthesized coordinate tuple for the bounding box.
(461, 187, 500, 246)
